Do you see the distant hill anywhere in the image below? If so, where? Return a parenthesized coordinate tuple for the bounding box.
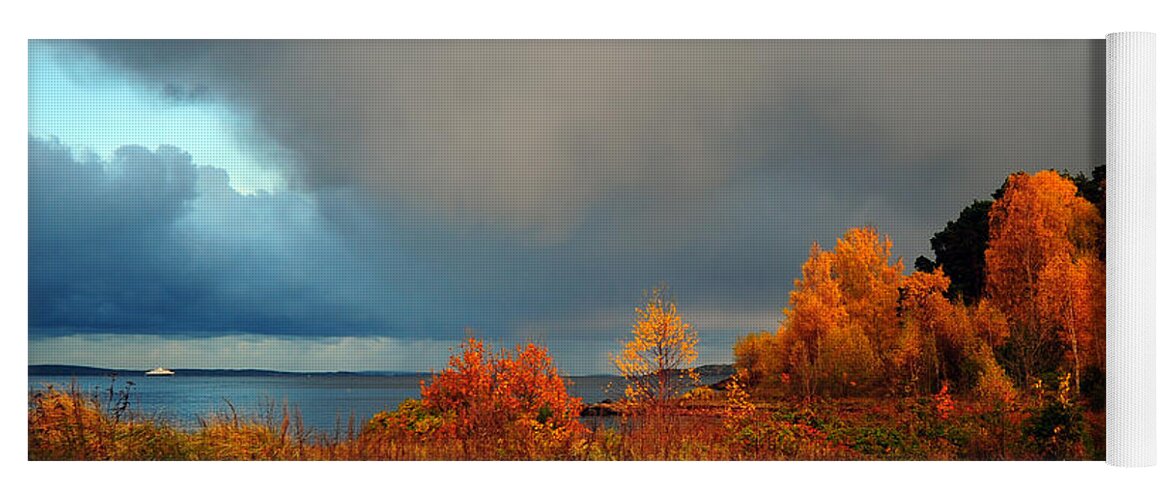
(695, 364, 735, 378)
(578, 364, 734, 382)
(28, 364, 428, 378)
(29, 364, 120, 377)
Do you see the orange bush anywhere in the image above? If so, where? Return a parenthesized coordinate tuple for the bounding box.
(412, 337, 586, 459)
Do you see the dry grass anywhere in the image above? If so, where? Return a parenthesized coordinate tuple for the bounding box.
(28, 384, 1103, 461)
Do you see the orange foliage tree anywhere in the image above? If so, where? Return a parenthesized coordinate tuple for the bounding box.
(782, 242, 847, 396)
(418, 336, 585, 457)
(744, 227, 903, 397)
(733, 329, 788, 388)
(814, 323, 882, 396)
(612, 286, 700, 406)
(735, 225, 1025, 400)
(1037, 254, 1106, 394)
(897, 269, 953, 392)
(799, 228, 901, 395)
(830, 227, 905, 360)
(971, 301, 1011, 351)
(899, 269, 1015, 397)
(985, 170, 1103, 385)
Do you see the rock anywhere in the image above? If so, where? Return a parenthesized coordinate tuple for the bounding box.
(579, 402, 622, 417)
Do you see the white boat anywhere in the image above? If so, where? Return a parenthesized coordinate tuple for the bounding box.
(145, 367, 175, 376)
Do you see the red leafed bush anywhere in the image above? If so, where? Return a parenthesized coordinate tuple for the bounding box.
(414, 337, 586, 459)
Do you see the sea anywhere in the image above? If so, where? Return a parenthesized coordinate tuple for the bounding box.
(27, 373, 633, 433)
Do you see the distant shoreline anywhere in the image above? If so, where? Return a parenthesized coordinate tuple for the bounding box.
(27, 364, 430, 378)
(29, 363, 735, 379)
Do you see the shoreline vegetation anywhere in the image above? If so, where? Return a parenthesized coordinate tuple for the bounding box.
(26, 375, 1105, 460)
(29, 168, 1107, 461)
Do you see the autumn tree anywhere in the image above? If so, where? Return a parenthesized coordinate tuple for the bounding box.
(733, 329, 787, 388)
(830, 227, 905, 367)
(418, 336, 585, 458)
(613, 286, 700, 406)
(985, 170, 1103, 386)
(897, 269, 953, 392)
(1038, 254, 1106, 394)
(782, 243, 847, 396)
(892, 319, 936, 395)
(736, 170, 1102, 403)
(1070, 165, 1107, 259)
(814, 323, 882, 396)
(918, 167, 1102, 304)
(764, 226, 1020, 399)
(897, 268, 1015, 397)
(770, 228, 902, 396)
(970, 301, 1011, 351)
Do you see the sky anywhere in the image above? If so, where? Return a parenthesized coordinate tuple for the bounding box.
(27, 40, 1105, 375)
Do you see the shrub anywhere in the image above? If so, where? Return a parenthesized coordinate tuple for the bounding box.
(721, 375, 846, 459)
(683, 386, 717, 401)
(1024, 373, 1086, 460)
(409, 336, 586, 459)
(973, 352, 1017, 405)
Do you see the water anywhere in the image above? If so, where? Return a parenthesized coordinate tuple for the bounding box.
(28, 373, 630, 432)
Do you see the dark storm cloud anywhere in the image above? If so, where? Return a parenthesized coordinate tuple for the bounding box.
(30, 138, 198, 332)
(28, 137, 469, 339)
(73, 41, 1104, 229)
(32, 41, 1105, 370)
